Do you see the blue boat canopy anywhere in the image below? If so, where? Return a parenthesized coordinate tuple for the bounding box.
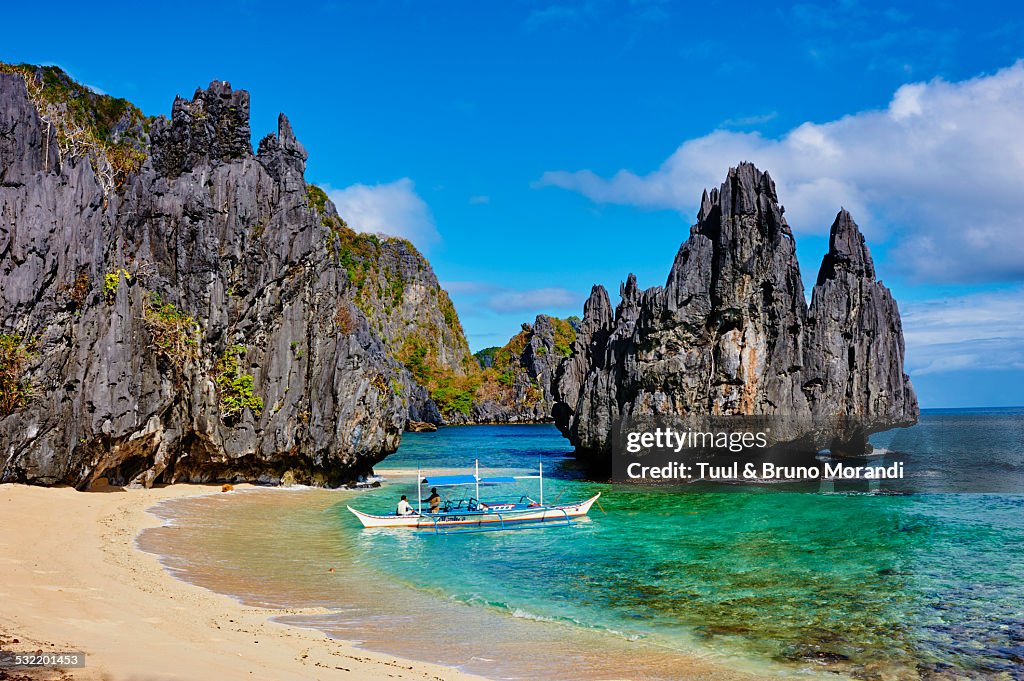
(422, 474, 475, 486)
(423, 474, 518, 486)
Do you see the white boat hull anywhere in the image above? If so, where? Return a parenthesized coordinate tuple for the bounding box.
(348, 493, 600, 529)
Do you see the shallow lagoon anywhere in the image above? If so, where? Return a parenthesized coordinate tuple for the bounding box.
(141, 411, 1024, 680)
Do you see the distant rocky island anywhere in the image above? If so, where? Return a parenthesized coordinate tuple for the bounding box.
(0, 65, 916, 488)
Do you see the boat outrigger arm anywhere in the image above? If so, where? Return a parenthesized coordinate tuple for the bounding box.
(347, 459, 600, 532)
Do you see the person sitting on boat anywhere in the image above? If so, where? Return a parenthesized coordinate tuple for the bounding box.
(396, 495, 416, 515)
(422, 488, 441, 513)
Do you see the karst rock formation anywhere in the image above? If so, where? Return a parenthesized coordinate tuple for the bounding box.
(552, 162, 918, 458)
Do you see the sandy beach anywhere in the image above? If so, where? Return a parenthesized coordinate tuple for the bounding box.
(0, 483, 485, 681)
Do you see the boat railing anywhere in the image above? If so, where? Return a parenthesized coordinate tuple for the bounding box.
(422, 504, 573, 536)
(439, 495, 536, 512)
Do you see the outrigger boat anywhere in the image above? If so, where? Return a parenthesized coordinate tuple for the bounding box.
(348, 460, 600, 534)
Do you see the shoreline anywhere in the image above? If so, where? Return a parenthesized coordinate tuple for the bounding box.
(0, 480, 810, 681)
(0, 482, 486, 681)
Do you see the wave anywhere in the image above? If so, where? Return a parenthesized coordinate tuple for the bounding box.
(454, 594, 644, 642)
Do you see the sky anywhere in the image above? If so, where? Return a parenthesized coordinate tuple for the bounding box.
(4, 0, 1023, 408)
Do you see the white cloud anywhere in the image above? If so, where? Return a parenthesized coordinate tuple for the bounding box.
(468, 195, 491, 205)
(486, 287, 581, 313)
(539, 61, 1024, 283)
(324, 178, 440, 249)
(445, 281, 582, 314)
(441, 281, 500, 295)
(902, 287, 1024, 375)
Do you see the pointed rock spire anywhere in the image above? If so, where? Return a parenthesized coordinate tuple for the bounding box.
(816, 209, 876, 285)
(805, 208, 917, 452)
(553, 284, 614, 434)
(620, 273, 640, 303)
(257, 113, 308, 191)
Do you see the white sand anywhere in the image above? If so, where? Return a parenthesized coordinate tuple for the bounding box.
(0, 483, 485, 681)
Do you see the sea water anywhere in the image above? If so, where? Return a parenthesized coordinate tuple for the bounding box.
(139, 409, 1024, 680)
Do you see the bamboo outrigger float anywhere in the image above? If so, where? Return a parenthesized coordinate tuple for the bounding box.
(348, 460, 601, 534)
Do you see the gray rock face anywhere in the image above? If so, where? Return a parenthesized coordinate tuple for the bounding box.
(552, 286, 614, 451)
(0, 71, 465, 487)
(0, 73, 58, 181)
(150, 82, 253, 177)
(553, 162, 918, 457)
(803, 209, 918, 454)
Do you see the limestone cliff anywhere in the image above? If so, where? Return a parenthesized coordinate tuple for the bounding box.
(0, 65, 470, 487)
(553, 162, 918, 457)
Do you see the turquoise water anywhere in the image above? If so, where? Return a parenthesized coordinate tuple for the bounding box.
(353, 412, 1024, 679)
(139, 411, 1024, 680)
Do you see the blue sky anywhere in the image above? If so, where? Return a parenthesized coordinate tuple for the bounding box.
(4, 0, 1024, 408)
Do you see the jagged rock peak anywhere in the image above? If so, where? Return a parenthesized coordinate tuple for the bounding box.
(816, 209, 876, 285)
(697, 161, 780, 224)
(620, 273, 639, 300)
(617, 273, 642, 320)
(277, 114, 306, 158)
(150, 80, 253, 177)
(257, 113, 308, 190)
(582, 284, 614, 329)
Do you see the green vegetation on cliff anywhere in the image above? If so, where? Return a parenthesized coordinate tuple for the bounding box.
(143, 293, 200, 373)
(552, 317, 577, 357)
(397, 335, 480, 416)
(0, 63, 149, 189)
(103, 268, 130, 303)
(473, 346, 501, 367)
(472, 316, 577, 415)
(0, 334, 33, 416)
(399, 315, 579, 420)
(309, 183, 404, 313)
(215, 344, 264, 420)
(430, 374, 481, 416)
(305, 184, 329, 215)
(438, 290, 464, 337)
(306, 182, 476, 419)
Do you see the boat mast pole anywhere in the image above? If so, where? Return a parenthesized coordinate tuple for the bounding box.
(475, 459, 480, 502)
(417, 467, 422, 515)
(540, 460, 544, 505)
